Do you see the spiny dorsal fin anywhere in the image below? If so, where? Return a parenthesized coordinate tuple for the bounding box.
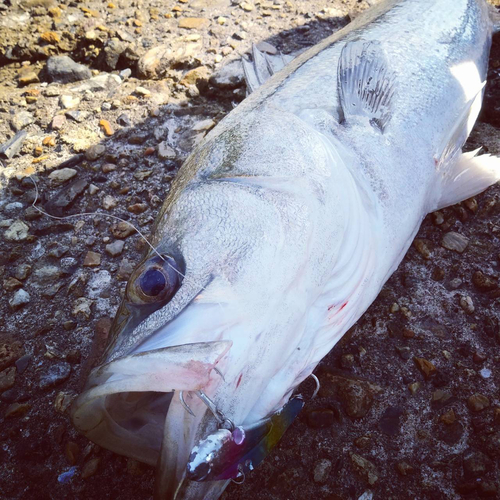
(242, 44, 293, 94)
(338, 39, 397, 132)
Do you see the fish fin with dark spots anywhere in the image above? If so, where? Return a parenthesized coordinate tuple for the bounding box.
(242, 44, 293, 94)
(337, 39, 397, 132)
(433, 148, 500, 211)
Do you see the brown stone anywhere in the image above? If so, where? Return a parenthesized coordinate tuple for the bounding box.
(178, 17, 209, 29)
(81, 457, 100, 479)
(440, 409, 456, 425)
(413, 239, 431, 259)
(396, 461, 414, 476)
(414, 357, 437, 379)
(350, 453, 378, 485)
(99, 119, 114, 136)
(127, 203, 148, 214)
(5, 403, 30, 418)
(3, 277, 23, 291)
(111, 221, 135, 239)
(65, 441, 79, 465)
(42, 136, 56, 147)
(468, 394, 490, 412)
(83, 251, 101, 267)
(40, 31, 60, 44)
(0, 342, 25, 371)
(0, 367, 16, 391)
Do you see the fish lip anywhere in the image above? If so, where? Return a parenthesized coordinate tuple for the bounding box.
(71, 340, 232, 467)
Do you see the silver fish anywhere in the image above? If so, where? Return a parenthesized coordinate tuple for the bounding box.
(71, 0, 500, 498)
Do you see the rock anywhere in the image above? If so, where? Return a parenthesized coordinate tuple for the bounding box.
(111, 221, 135, 239)
(119, 68, 132, 79)
(39, 362, 71, 389)
(51, 115, 66, 130)
(241, 2, 254, 11)
(313, 459, 332, 483)
(45, 179, 88, 216)
(468, 394, 490, 412)
(178, 17, 209, 29)
(48, 168, 77, 184)
(34, 265, 61, 282)
(5, 402, 30, 418)
(413, 357, 437, 379)
(59, 94, 80, 109)
(18, 70, 39, 86)
(192, 119, 215, 131)
(0, 367, 16, 391)
(460, 295, 475, 315)
(378, 406, 404, 435)
(83, 251, 101, 267)
(102, 195, 118, 210)
(478, 481, 498, 498)
(105, 240, 125, 257)
(0, 342, 25, 371)
(0, 130, 28, 159)
(15, 354, 31, 374)
(180, 66, 210, 86)
(158, 142, 176, 160)
(117, 258, 135, 281)
(99, 119, 114, 136)
(117, 113, 132, 126)
(84, 145, 106, 162)
(350, 453, 378, 485)
(4, 221, 29, 241)
(66, 110, 87, 122)
(413, 238, 432, 259)
(210, 60, 244, 89)
(472, 271, 498, 292)
(11, 111, 34, 132)
(127, 203, 147, 214)
(54, 391, 75, 413)
(98, 39, 126, 70)
(72, 297, 93, 318)
(3, 277, 23, 291)
(396, 462, 414, 476)
(14, 263, 31, 280)
(441, 231, 469, 253)
(46, 56, 92, 83)
(463, 451, 491, 479)
(65, 441, 80, 465)
(439, 409, 456, 425)
(81, 457, 100, 479)
(9, 289, 30, 310)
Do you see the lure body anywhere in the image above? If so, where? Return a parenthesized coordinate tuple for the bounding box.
(71, 1, 500, 498)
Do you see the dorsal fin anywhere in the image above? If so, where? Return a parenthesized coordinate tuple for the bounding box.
(242, 44, 293, 94)
(337, 39, 397, 132)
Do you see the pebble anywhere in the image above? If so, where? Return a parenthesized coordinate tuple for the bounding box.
(85, 144, 106, 161)
(65, 110, 87, 122)
(413, 239, 431, 259)
(5, 402, 30, 418)
(480, 368, 492, 379)
(105, 240, 125, 257)
(134, 86, 151, 96)
(83, 251, 101, 267)
(18, 71, 39, 86)
(9, 289, 30, 310)
(15, 354, 31, 374)
(210, 60, 244, 89)
(73, 297, 93, 319)
(111, 221, 135, 239)
(378, 406, 403, 435)
(158, 142, 177, 160)
(119, 68, 132, 79)
(60, 95, 80, 109)
(11, 111, 34, 132)
(45, 179, 88, 216)
(48, 168, 77, 184)
(51, 114, 66, 130)
(99, 119, 114, 136)
(4, 277, 22, 291)
(413, 357, 437, 379)
(463, 451, 491, 478)
(350, 453, 378, 485)
(102, 195, 118, 210)
(439, 409, 456, 425)
(459, 295, 475, 315)
(441, 231, 469, 253)
(39, 362, 71, 389)
(0, 342, 25, 371)
(0, 367, 16, 391)
(0, 130, 28, 159)
(46, 56, 92, 83)
(241, 2, 254, 11)
(117, 113, 132, 126)
(448, 277, 462, 290)
(65, 441, 80, 465)
(54, 391, 75, 413)
(127, 203, 148, 214)
(313, 459, 332, 483)
(14, 263, 31, 280)
(117, 258, 135, 281)
(81, 457, 101, 479)
(467, 394, 490, 412)
(472, 270, 498, 292)
(178, 17, 209, 29)
(396, 462, 414, 476)
(192, 119, 215, 131)
(34, 265, 61, 282)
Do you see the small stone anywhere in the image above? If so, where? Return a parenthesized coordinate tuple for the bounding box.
(117, 258, 135, 281)
(180, 66, 210, 87)
(49, 168, 77, 184)
(134, 86, 151, 96)
(65, 110, 86, 123)
(4, 221, 28, 241)
(460, 295, 475, 315)
(473, 352, 487, 364)
(396, 461, 414, 476)
(0, 342, 25, 371)
(83, 251, 101, 267)
(72, 297, 93, 318)
(40, 31, 60, 44)
(127, 203, 148, 214)
(307, 409, 335, 428)
(9, 289, 30, 310)
(54, 391, 75, 413)
(463, 451, 491, 479)
(5, 402, 30, 418)
(472, 271, 498, 292)
(105, 240, 125, 257)
(14, 263, 31, 280)
(468, 394, 490, 412)
(85, 144, 106, 161)
(440, 409, 456, 425)
(413, 239, 431, 259)
(60, 95, 80, 109)
(414, 357, 437, 379)
(0, 130, 28, 159)
(117, 113, 132, 127)
(52, 115, 66, 130)
(65, 441, 80, 465)
(378, 406, 404, 436)
(178, 17, 209, 29)
(241, 2, 254, 11)
(39, 362, 71, 389)
(88, 184, 99, 195)
(45, 179, 88, 216)
(119, 68, 132, 79)
(15, 354, 31, 374)
(111, 221, 135, 239)
(158, 142, 176, 160)
(34, 265, 61, 282)
(0, 367, 16, 391)
(18, 71, 39, 86)
(46, 56, 92, 83)
(350, 453, 378, 485)
(102, 195, 118, 210)
(3, 277, 23, 291)
(81, 457, 100, 479)
(313, 459, 332, 484)
(192, 119, 215, 131)
(43, 136, 56, 147)
(99, 119, 114, 136)
(11, 111, 34, 132)
(408, 382, 421, 394)
(441, 231, 469, 253)
(396, 346, 411, 360)
(448, 277, 463, 290)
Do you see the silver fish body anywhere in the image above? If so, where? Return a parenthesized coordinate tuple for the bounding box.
(71, 0, 500, 498)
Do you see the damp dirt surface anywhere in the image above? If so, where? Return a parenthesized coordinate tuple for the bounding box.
(0, 1, 500, 499)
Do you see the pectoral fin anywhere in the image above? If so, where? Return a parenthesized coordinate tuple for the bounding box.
(337, 39, 397, 132)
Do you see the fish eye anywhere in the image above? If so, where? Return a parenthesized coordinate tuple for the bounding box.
(126, 255, 182, 305)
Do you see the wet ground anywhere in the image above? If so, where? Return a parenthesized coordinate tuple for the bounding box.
(0, 0, 499, 499)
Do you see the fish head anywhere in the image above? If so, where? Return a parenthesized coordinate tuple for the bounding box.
(72, 109, 335, 498)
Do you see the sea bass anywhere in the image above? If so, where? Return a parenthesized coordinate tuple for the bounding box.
(71, 0, 500, 498)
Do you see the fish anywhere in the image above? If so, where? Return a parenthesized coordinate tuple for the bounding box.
(71, 0, 500, 498)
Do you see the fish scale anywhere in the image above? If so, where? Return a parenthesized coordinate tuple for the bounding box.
(72, 1, 500, 498)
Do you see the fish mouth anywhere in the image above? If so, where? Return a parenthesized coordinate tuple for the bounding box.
(70, 340, 232, 467)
